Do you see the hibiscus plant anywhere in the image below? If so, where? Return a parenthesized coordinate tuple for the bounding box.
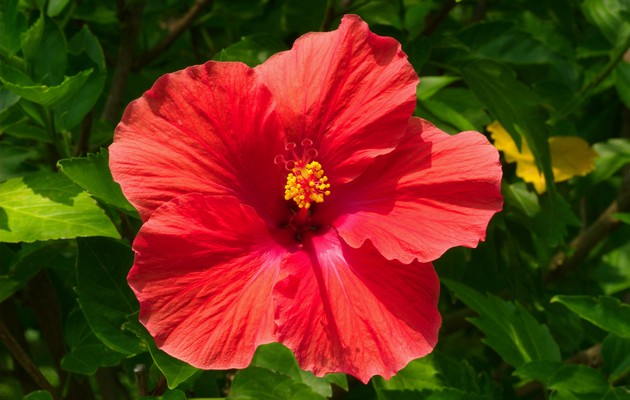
(0, 1, 629, 400)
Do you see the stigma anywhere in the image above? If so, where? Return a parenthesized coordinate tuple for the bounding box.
(284, 161, 331, 209)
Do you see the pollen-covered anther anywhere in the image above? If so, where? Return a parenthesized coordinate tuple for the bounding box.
(284, 161, 331, 209)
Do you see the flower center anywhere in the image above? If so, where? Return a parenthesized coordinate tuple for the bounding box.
(284, 160, 331, 209)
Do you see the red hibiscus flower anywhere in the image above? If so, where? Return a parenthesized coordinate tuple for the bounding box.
(109, 15, 503, 383)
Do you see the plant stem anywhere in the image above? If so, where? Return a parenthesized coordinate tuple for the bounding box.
(133, 0, 213, 70)
(546, 166, 630, 282)
(422, 0, 457, 36)
(320, 0, 336, 31)
(549, 34, 630, 125)
(0, 319, 59, 399)
(42, 106, 70, 159)
(101, 0, 147, 123)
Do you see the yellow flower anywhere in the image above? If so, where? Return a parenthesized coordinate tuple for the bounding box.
(488, 121, 597, 194)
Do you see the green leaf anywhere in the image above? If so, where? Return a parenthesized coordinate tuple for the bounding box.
(148, 347, 198, 390)
(504, 182, 541, 217)
(22, 391, 53, 400)
(76, 237, 144, 355)
(602, 334, 630, 382)
(54, 26, 106, 130)
(47, 0, 70, 17)
(0, 172, 120, 242)
(589, 139, 630, 185)
(514, 360, 564, 387)
(613, 213, 630, 225)
(404, 36, 431, 71)
(463, 60, 554, 193)
(582, 0, 630, 47)
(530, 192, 580, 247)
(0, 64, 92, 107)
(216, 34, 287, 67)
(0, 0, 28, 55)
(443, 279, 561, 367)
(57, 149, 137, 214)
(0, 86, 20, 114)
(548, 365, 611, 400)
(140, 389, 188, 400)
(552, 295, 630, 338)
(419, 88, 490, 133)
(250, 343, 347, 397)
(373, 352, 497, 400)
(353, 0, 402, 30)
(282, 0, 327, 33)
(594, 240, 630, 295)
(61, 308, 125, 374)
(417, 76, 461, 101)
(404, 2, 432, 39)
(458, 20, 568, 65)
(615, 62, 630, 109)
(0, 119, 50, 142)
(20, 13, 67, 85)
(229, 367, 324, 400)
(124, 318, 198, 390)
(0, 241, 64, 302)
(68, 25, 106, 72)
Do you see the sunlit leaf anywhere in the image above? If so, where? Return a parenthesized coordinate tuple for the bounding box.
(0, 172, 119, 242)
(250, 343, 347, 397)
(229, 367, 324, 400)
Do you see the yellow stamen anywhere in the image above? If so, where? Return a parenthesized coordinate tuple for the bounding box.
(284, 161, 331, 209)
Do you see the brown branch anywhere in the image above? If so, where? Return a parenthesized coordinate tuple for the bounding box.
(422, 0, 457, 36)
(134, 364, 148, 397)
(133, 0, 213, 70)
(320, 0, 336, 32)
(101, 0, 147, 123)
(24, 271, 66, 384)
(96, 367, 130, 400)
(0, 319, 59, 399)
(546, 166, 630, 282)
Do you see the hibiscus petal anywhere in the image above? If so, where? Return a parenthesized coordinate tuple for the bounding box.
(129, 193, 287, 369)
(274, 229, 440, 383)
(256, 14, 418, 183)
(110, 61, 286, 222)
(331, 117, 503, 264)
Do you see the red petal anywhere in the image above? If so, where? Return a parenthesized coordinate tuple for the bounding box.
(129, 194, 287, 369)
(256, 14, 418, 183)
(110, 62, 286, 222)
(274, 229, 440, 383)
(331, 118, 503, 264)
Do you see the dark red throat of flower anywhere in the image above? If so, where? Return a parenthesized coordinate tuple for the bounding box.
(275, 140, 331, 238)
